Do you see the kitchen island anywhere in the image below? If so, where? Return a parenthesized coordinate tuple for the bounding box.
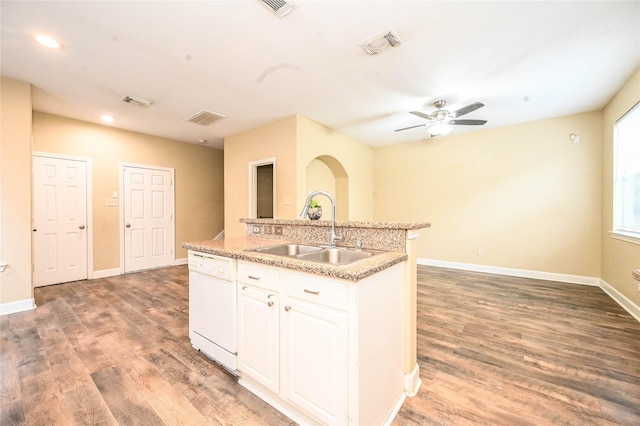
(183, 219, 429, 426)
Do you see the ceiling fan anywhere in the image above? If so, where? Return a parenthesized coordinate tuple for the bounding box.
(395, 100, 487, 137)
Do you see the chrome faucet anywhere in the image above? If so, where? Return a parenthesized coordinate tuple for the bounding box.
(299, 190, 343, 247)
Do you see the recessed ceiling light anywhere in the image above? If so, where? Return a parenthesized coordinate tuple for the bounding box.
(100, 115, 115, 123)
(33, 34, 62, 49)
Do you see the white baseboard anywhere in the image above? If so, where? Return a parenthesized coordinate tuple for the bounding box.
(599, 279, 640, 323)
(0, 298, 36, 316)
(174, 257, 188, 266)
(92, 268, 121, 279)
(419, 258, 601, 286)
(404, 363, 422, 397)
(419, 258, 639, 324)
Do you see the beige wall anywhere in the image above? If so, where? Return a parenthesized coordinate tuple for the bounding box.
(374, 111, 603, 278)
(224, 116, 298, 238)
(32, 112, 224, 271)
(0, 77, 33, 305)
(223, 115, 375, 238)
(601, 68, 640, 306)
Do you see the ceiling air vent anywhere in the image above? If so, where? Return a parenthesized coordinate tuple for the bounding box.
(359, 29, 402, 55)
(257, 0, 296, 18)
(121, 95, 153, 108)
(185, 110, 226, 126)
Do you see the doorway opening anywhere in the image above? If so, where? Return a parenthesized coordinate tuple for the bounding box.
(249, 158, 276, 219)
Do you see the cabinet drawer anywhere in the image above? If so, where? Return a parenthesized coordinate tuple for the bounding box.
(283, 272, 348, 310)
(238, 261, 280, 292)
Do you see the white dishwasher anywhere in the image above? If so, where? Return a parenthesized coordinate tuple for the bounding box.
(188, 250, 238, 372)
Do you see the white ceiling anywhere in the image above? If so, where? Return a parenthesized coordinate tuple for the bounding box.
(2, 1, 639, 150)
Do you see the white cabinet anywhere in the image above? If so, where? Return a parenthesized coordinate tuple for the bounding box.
(238, 285, 279, 393)
(237, 263, 280, 393)
(281, 274, 349, 425)
(237, 260, 406, 426)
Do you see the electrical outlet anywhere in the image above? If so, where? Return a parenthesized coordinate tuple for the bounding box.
(274, 226, 283, 236)
(477, 248, 485, 257)
(252, 226, 261, 234)
(264, 226, 272, 235)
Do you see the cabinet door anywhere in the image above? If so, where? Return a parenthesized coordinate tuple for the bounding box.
(238, 285, 280, 393)
(281, 297, 348, 426)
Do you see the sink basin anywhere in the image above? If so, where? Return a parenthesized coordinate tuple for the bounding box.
(253, 244, 323, 256)
(297, 248, 373, 265)
(248, 244, 377, 266)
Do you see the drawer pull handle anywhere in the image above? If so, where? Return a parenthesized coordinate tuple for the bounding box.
(242, 285, 248, 290)
(248, 275, 261, 280)
(303, 289, 320, 295)
(284, 305, 291, 312)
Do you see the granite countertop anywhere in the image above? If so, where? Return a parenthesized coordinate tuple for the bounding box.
(240, 218, 431, 230)
(183, 238, 408, 282)
(633, 269, 640, 282)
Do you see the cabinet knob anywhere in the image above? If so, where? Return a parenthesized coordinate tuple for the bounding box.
(284, 305, 291, 312)
(268, 301, 274, 307)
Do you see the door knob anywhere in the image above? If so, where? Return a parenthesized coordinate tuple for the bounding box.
(126, 223, 131, 228)
(79, 225, 86, 230)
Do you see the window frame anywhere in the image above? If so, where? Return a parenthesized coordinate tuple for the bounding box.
(611, 100, 640, 245)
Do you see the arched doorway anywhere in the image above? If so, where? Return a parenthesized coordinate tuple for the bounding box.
(305, 155, 349, 220)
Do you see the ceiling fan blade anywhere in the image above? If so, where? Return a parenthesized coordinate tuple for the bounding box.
(449, 119, 487, 125)
(451, 102, 484, 118)
(394, 124, 426, 132)
(410, 111, 435, 121)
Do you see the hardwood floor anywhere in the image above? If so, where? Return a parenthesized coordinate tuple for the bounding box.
(1, 265, 639, 425)
(398, 267, 640, 426)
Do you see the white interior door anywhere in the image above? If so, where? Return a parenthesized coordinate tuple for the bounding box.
(33, 155, 88, 287)
(122, 165, 174, 273)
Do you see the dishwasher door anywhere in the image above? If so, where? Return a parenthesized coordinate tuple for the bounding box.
(188, 251, 237, 371)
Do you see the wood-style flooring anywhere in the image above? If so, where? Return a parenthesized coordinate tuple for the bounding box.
(1, 265, 639, 425)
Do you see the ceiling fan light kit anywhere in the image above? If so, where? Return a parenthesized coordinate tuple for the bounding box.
(428, 123, 453, 136)
(396, 100, 487, 137)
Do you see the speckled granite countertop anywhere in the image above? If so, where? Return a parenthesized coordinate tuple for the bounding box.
(240, 218, 430, 230)
(633, 269, 640, 282)
(183, 238, 408, 282)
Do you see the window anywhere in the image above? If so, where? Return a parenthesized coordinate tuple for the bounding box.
(613, 101, 640, 243)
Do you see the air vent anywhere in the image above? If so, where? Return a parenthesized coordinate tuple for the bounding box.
(121, 95, 153, 108)
(185, 110, 226, 126)
(359, 29, 402, 55)
(257, 0, 296, 18)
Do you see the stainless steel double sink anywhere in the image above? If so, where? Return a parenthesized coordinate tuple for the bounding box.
(247, 243, 376, 266)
